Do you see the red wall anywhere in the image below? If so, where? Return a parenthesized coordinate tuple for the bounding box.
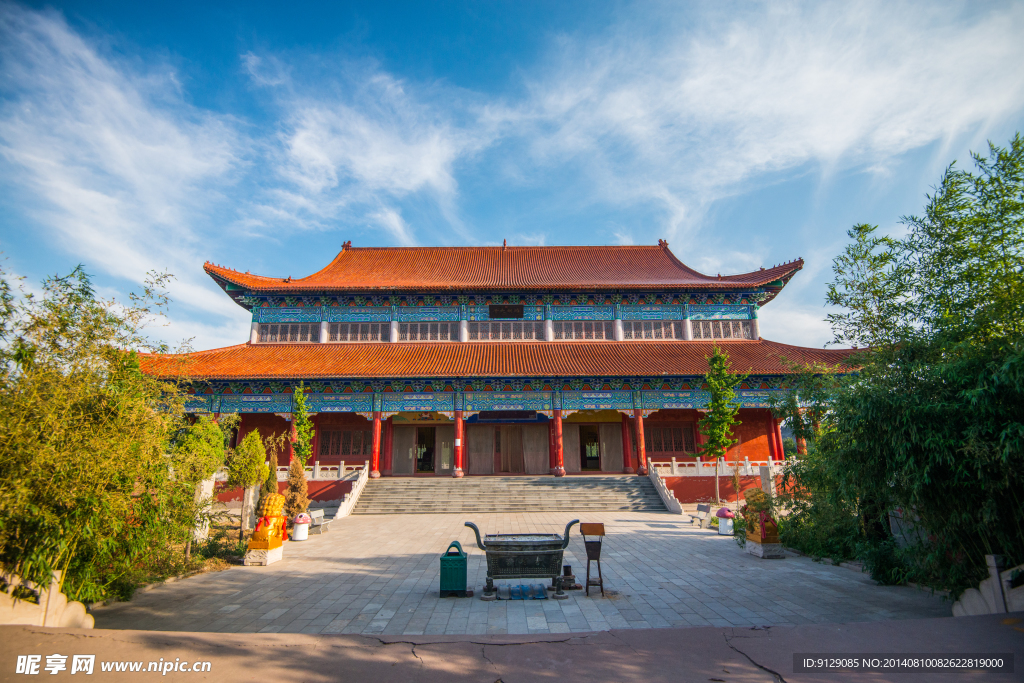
(643, 407, 779, 463)
(238, 413, 293, 466)
(314, 413, 374, 465)
(662, 475, 782, 504)
(215, 479, 354, 504)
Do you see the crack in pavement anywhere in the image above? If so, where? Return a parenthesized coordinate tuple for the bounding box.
(606, 630, 643, 658)
(480, 644, 498, 671)
(723, 631, 788, 683)
(370, 635, 586, 648)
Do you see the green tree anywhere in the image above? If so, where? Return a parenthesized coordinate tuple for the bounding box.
(698, 346, 746, 505)
(0, 266, 196, 602)
(783, 134, 1024, 593)
(291, 382, 315, 465)
(172, 416, 226, 486)
(227, 430, 268, 541)
(172, 416, 227, 560)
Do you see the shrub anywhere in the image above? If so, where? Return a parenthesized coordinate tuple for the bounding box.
(0, 267, 200, 602)
(284, 458, 309, 519)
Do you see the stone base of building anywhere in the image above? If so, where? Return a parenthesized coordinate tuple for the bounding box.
(244, 546, 283, 566)
(746, 540, 785, 559)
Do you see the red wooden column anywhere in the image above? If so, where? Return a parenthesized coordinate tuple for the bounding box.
(370, 411, 382, 478)
(621, 413, 635, 473)
(453, 410, 465, 478)
(310, 414, 321, 465)
(382, 417, 394, 474)
(774, 419, 785, 461)
(765, 412, 777, 461)
(634, 408, 648, 475)
(548, 419, 556, 472)
(236, 413, 245, 450)
(553, 409, 566, 477)
(289, 420, 298, 463)
(694, 413, 706, 472)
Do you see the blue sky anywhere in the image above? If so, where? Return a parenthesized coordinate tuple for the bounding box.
(2, 1, 1024, 352)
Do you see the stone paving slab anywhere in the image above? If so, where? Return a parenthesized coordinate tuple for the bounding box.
(92, 511, 950, 635)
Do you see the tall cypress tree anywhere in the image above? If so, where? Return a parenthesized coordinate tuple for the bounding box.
(698, 346, 746, 505)
(285, 382, 314, 518)
(292, 381, 315, 465)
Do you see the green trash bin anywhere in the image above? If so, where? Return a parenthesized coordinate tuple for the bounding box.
(439, 540, 468, 597)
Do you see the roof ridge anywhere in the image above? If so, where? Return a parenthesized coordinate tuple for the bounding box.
(340, 244, 665, 250)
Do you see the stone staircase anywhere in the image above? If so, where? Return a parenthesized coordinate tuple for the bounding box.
(352, 475, 666, 514)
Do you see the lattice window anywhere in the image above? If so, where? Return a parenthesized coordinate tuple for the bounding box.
(318, 429, 372, 457)
(469, 321, 544, 341)
(552, 320, 615, 340)
(327, 323, 389, 342)
(691, 320, 754, 340)
(398, 322, 457, 341)
(643, 424, 696, 454)
(257, 323, 320, 343)
(622, 320, 685, 340)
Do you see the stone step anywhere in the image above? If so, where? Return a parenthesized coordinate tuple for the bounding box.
(352, 475, 666, 514)
(352, 503, 666, 511)
(358, 499, 663, 505)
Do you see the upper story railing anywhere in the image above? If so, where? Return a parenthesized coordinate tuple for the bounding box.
(248, 302, 759, 344)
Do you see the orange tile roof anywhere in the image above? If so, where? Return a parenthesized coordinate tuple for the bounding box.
(141, 339, 855, 381)
(204, 244, 802, 294)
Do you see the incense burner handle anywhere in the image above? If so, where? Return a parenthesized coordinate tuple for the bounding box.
(465, 522, 487, 550)
(562, 520, 580, 549)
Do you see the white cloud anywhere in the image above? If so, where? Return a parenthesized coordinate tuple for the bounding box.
(493, 1, 1024, 242)
(255, 67, 493, 242)
(758, 298, 835, 348)
(368, 207, 416, 246)
(0, 4, 243, 317)
(158, 311, 253, 354)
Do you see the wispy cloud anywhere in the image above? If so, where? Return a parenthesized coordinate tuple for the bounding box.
(0, 3, 245, 335)
(368, 207, 416, 246)
(249, 64, 493, 244)
(492, 1, 1024, 242)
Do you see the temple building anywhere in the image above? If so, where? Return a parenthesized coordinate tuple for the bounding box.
(142, 241, 852, 483)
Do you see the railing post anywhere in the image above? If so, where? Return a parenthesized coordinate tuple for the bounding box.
(671, 457, 677, 475)
(744, 457, 750, 475)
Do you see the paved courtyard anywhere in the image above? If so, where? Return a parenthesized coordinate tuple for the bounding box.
(93, 511, 951, 635)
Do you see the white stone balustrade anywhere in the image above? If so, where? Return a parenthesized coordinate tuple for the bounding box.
(274, 461, 367, 481)
(334, 460, 371, 519)
(650, 458, 790, 477)
(647, 463, 683, 514)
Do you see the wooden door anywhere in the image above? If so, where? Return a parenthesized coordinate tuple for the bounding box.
(563, 423, 582, 473)
(435, 425, 455, 475)
(600, 423, 624, 472)
(499, 425, 524, 473)
(523, 424, 549, 474)
(391, 425, 416, 475)
(466, 424, 494, 474)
